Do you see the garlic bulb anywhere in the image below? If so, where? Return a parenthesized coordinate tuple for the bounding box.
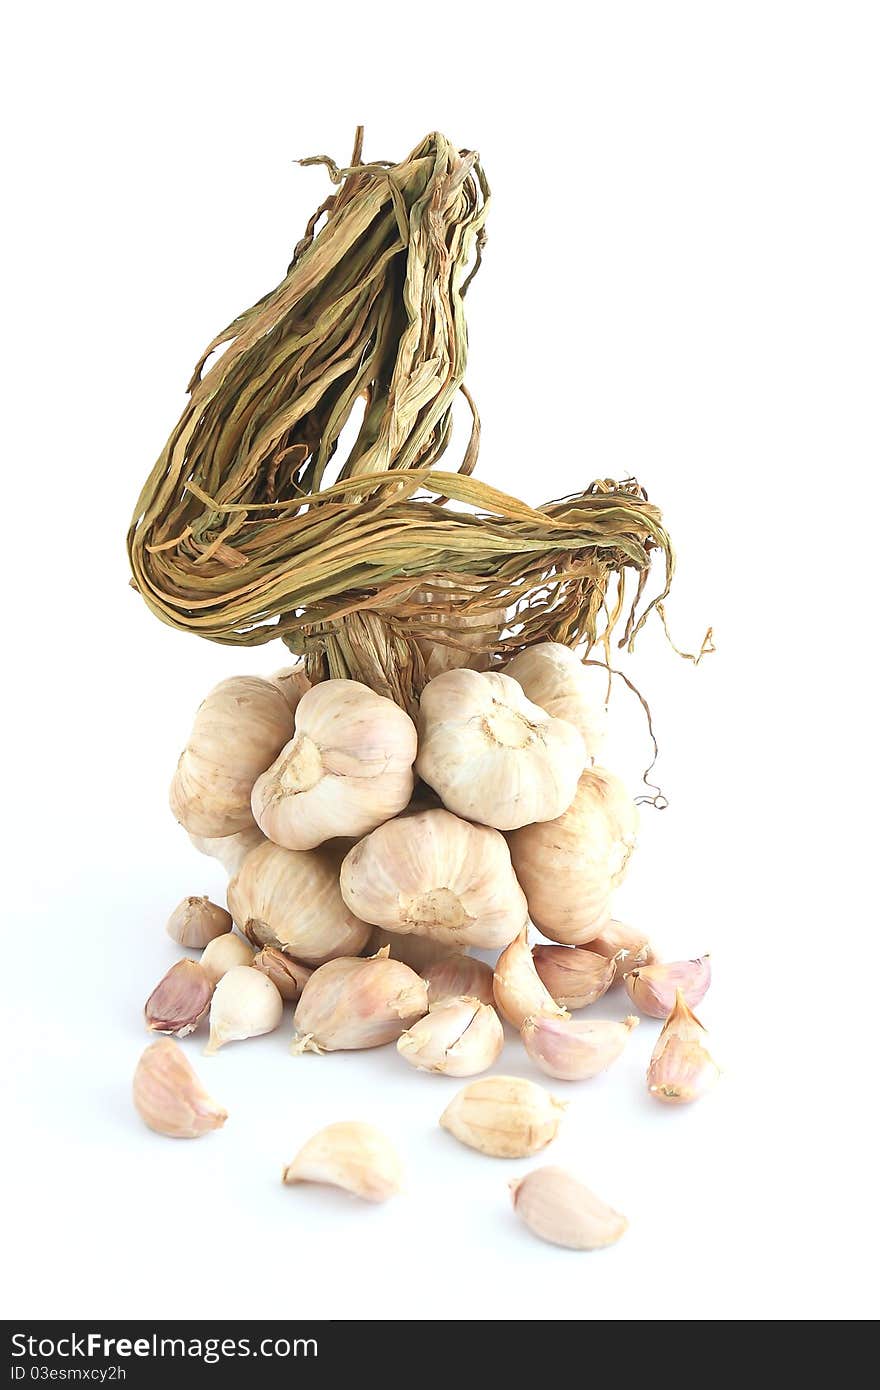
(416, 669, 586, 831)
(422, 954, 495, 1007)
(252, 947, 312, 1001)
(647, 989, 719, 1104)
(205, 966, 283, 1054)
(504, 643, 608, 762)
(133, 1040, 227, 1139)
(199, 931, 255, 987)
(440, 1076, 566, 1157)
(270, 662, 311, 714)
(282, 1122, 403, 1202)
(397, 997, 504, 1076)
(339, 809, 527, 950)
(365, 928, 452, 974)
(228, 840, 370, 965)
(509, 767, 639, 943)
(623, 956, 711, 1019)
(251, 679, 417, 851)
(532, 945, 617, 1010)
(510, 1167, 627, 1250)
(170, 677, 293, 837)
(586, 919, 655, 976)
(521, 1014, 639, 1081)
(493, 928, 568, 1028)
(166, 896, 232, 948)
(188, 826, 267, 877)
(412, 578, 505, 680)
(144, 960, 213, 1037)
(291, 949, 428, 1053)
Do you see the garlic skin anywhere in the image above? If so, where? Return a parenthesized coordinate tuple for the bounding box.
(504, 643, 608, 763)
(133, 1040, 227, 1139)
(510, 1167, 627, 1250)
(340, 809, 527, 950)
(282, 1122, 402, 1202)
(145, 960, 213, 1037)
(416, 669, 586, 831)
(521, 1014, 638, 1081)
(493, 928, 569, 1028)
(251, 680, 417, 851)
(412, 578, 505, 680)
(166, 896, 232, 948)
(199, 932, 255, 987)
(270, 663, 311, 715)
(509, 767, 639, 943)
(228, 839, 370, 965)
(252, 947, 312, 1002)
(648, 989, 719, 1104)
(397, 997, 504, 1076)
(188, 825, 267, 877)
(440, 1075, 566, 1158)
(170, 676, 293, 838)
(586, 919, 655, 976)
(532, 945, 617, 1010)
(291, 950, 428, 1053)
(422, 953, 495, 1007)
(205, 966, 283, 1054)
(624, 956, 711, 1019)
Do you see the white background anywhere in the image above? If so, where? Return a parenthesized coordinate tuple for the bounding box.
(2, 1, 878, 1322)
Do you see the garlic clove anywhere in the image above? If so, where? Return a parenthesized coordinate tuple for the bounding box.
(493, 928, 569, 1028)
(521, 1014, 638, 1081)
(144, 960, 213, 1037)
(282, 1122, 402, 1202)
(584, 918, 655, 976)
(440, 1075, 566, 1157)
(133, 1039, 227, 1138)
(397, 996, 504, 1076)
(421, 953, 495, 1007)
(291, 952, 428, 1053)
(166, 895, 233, 948)
(199, 931, 255, 987)
(532, 944, 617, 1010)
(205, 966, 283, 1054)
(624, 955, 711, 1018)
(510, 1166, 627, 1250)
(647, 989, 719, 1104)
(252, 946, 312, 1001)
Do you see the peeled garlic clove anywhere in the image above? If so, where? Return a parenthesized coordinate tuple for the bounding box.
(397, 996, 504, 1076)
(282, 1122, 402, 1202)
(340, 808, 528, 950)
(252, 946, 312, 1001)
(251, 680, 417, 850)
(421, 953, 495, 1007)
(205, 966, 283, 1054)
(504, 643, 609, 763)
(291, 950, 428, 1053)
(508, 767, 638, 943)
(270, 662, 311, 715)
(188, 825, 267, 877)
(145, 960, 213, 1037)
(648, 989, 719, 1104)
(228, 839, 370, 965)
(199, 931, 255, 986)
(521, 1014, 638, 1081)
(510, 1166, 627, 1250)
(532, 945, 616, 1009)
(586, 918, 655, 975)
(133, 1039, 227, 1139)
(166, 895, 232, 948)
(416, 669, 586, 831)
(493, 928, 568, 1028)
(170, 676, 294, 838)
(440, 1075, 566, 1157)
(624, 955, 711, 1019)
